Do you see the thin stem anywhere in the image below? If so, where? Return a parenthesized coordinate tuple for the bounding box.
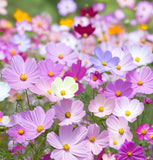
(53, 119, 59, 132)
(25, 90, 32, 110)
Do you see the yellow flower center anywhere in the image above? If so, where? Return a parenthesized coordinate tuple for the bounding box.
(118, 128, 124, 135)
(63, 144, 70, 151)
(9, 118, 11, 121)
(48, 71, 53, 77)
(139, 24, 148, 30)
(58, 54, 63, 59)
(18, 129, 24, 135)
(47, 90, 52, 94)
(65, 112, 71, 118)
(116, 91, 121, 97)
(20, 74, 27, 81)
(89, 137, 95, 142)
(125, 110, 131, 117)
(73, 76, 77, 81)
(83, 33, 88, 38)
(116, 65, 121, 70)
(113, 140, 117, 145)
(141, 129, 147, 135)
(0, 117, 2, 122)
(18, 41, 22, 45)
(37, 125, 43, 132)
(127, 152, 132, 156)
(85, 60, 88, 64)
(92, 76, 97, 81)
(60, 90, 66, 96)
(102, 61, 107, 66)
(98, 106, 104, 112)
(137, 80, 143, 85)
(150, 135, 153, 139)
(37, 22, 42, 27)
(135, 57, 140, 62)
(11, 50, 16, 55)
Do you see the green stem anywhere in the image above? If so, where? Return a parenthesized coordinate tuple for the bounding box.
(53, 119, 59, 132)
(25, 90, 32, 110)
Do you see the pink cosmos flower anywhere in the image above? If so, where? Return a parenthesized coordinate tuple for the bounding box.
(126, 66, 153, 95)
(17, 106, 55, 140)
(102, 153, 116, 160)
(31, 15, 49, 36)
(113, 96, 144, 123)
(146, 127, 153, 144)
(7, 125, 28, 143)
(46, 42, 78, 66)
(47, 125, 90, 160)
(38, 59, 64, 81)
(116, 0, 135, 9)
(106, 115, 133, 149)
(29, 79, 60, 102)
(104, 79, 134, 100)
(86, 124, 109, 155)
(53, 99, 85, 126)
(88, 94, 115, 118)
(0, 0, 7, 15)
(136, 123, 150, 141)
(2, 55, 40, 90)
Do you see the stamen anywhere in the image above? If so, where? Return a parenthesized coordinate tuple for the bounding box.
(20, 74, 27, 81)
(98, 106, 104, 112)
(65, 112, 71, 118)
(37, 125, 43, 132)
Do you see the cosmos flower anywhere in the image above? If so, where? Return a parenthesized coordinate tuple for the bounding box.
(80, 7, 97, 18)
(0, 0, 7, 15)
(47, 125, 90, 160)
(113, 96, 144, 122)
(88, 94, 115, 118)
(90, 46, 120, 72)
(53, 99, 85, 126)
(116, 0, 135, 9)
(0, 82, 10, 101)
(51, 77, 78, 99)
(2, 55, 40, 90)
(117, 140, 145, 160)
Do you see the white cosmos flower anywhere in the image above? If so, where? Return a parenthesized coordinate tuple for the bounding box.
(51, 77, 78, 99)
(0, 82, 10, 101)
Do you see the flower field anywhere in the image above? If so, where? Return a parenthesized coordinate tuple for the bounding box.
(0, 0, 153, 159)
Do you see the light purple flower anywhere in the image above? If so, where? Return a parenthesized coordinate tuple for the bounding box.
(92, 3, 105, 13)
(53, 99, 85, 126)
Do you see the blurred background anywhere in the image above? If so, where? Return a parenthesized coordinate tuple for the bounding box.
(1, 0, 153, 24)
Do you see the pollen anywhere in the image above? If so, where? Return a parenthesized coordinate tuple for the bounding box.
(116, 65, 121, 70)
(98, 106, 104, 112)
(18, 41, 22, 45)
(137, 80, 143, 85)
(118, 128, 124, 135)
(37, 22, 42, 27)
(150, 135, 153, 139)
(0, 117, 2, 122)
(92, 76, 97, 81)
(47, 90, 52, 94)
(60, 90, 66, 96)
(58, 54, 63, 59)
(135, 57, 140, 62)
(20, 74, 27, 81)
(116, 90, 121, 97)
(127, 152, 132, 156)
(48, 71, 53, 77)
(73, 76, 77, 81)
(11, 50, 16, 55)
(141, 129, 147, 135)
(113, 140, 117, 145)
(63, 144, 70, 151)
(65, 112, 71, 118)
(18, 129, 24, 135)
(37, 125, 43, 132)
(89, 137, 95, 142)
(102, 61, 107, 66)
(125, 110, 131, 117)
(83, 33, 88, 38)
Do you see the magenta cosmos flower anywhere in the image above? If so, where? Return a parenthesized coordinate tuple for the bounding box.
(17, 106, 55, 140)
(88, 94, 115, 118)
(86, 124, 109, 155)
(53, 99, 85, 126)
(38, 59, 64, 81)
(46, 42, 78, 66)
(126, 66, 153, 95)
(2, 55, 40, 90)
(117, 140, 145, 160)
(47, 125, 90, 160)
(104, 79, 134, 100)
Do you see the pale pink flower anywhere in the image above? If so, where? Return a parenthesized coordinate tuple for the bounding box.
(117, 0, 135, 9)
(0, 0, 7, 15)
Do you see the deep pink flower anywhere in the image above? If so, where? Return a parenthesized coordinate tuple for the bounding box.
(2, 55, 40, 90)
(80, 7, 97, 18)
(146, 127, 153, 144)
(17, 106, 55, 140)
(53, 99, 85, 126)
(47, 125, 90, 160)
(136, 123, 150, 141)
(46, 42, 78, 66)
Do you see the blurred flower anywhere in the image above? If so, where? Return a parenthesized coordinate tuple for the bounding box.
(51, 77, 78, 99)
(13, 9, 31, 22)
(116, 0, 135, 9)
(53, 99, 85, 126)
(0, 0, 7, 15)
(74, 16, 89, 27)
(92, 3, 105, 13)
(108, 24, 123, 35)
(57, 0, 77, 16)
(47, 125, 89, 160)
(80, 7, 97, 18)
(59, 18, 74, 28)
(0, 81, 10, 101)
(113, 9, 125, 21)
(117, 140, 145, 160)
(102, 153, 116, 160)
